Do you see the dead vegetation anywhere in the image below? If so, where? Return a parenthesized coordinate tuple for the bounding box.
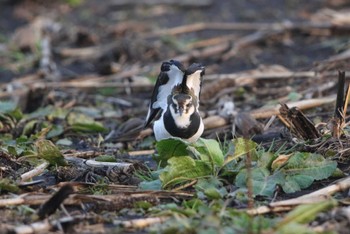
(1, 0, 350, 233)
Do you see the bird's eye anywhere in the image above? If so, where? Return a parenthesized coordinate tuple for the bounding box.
(186, 103, 191, 108)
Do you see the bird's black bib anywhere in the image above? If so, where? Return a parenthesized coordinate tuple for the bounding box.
(163, 109, 201, 139)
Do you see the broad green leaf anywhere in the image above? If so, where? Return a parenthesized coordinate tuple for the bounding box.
(8, 108, 23, 121)
(139, 179, 162, 190)
(56, 138, 73, 146)
(281, 174, 315, 194)
(67, 112, 107, 133)
(35, 139, 67, 166)
(70, 122, 107, 133)
(160, 156, 211, 189)
(46, 125, 64, 138)
(276, 152, 337, 194)
(195, 177, 227, 200)
(224, 138, 257, 165)
(276, 222, 318, 234)
(0, 178, 19, 193)
(7, 145, 24, 157)
(25, 106, 54, 119)
(191, 138, 224, 167)
(0, 101, 17, 113)
(257, 151, 275, 169)
(22, 120, 38, 136)
(155, 138, 188, 166)
(235, 168, 284, 197)
(282, 152, 337, 180)
(95, 155, 116, 162)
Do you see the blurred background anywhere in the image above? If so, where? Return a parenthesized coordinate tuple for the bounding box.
(0, 0, 349, 142)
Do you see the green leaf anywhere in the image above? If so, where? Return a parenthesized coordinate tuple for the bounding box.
(25, 106, 54, 119)
(160, 156, 211, 189)
(35, 139, 67, 166)
(155, 138, 189, 167)
(281, 174, 315, 194)
(67, 112, 107, 133)
(282, 152, 337, 180)
(56, 138, 73, 146)
(70, 122, 107, 133)
(191, 138, 224, 167)
(139, 179, 162, 190)
(276, 222, 318, 234)
(0, 178, 19, 193)
(195, 177, 227, 200)
(46, 125, 64, 138)
(278, 152, 337, 194)
(22, 120, 38, 136)
(224, 138, 257, 165)
(95, 155, 116, 162)
(0, 101, 17, 113)
(235, 168, 284, 197)
(276, 200, 337, 229)
(257, 151, 275, 169)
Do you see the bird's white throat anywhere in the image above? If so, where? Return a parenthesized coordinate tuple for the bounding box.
(169, 105, 194, 128)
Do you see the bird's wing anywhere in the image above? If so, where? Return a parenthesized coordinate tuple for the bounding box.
(183, 63, 205, 100)
(144, 61, 184, 128)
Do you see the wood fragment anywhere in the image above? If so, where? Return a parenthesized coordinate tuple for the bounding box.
(128, 150, 155, 156)
(279, 103, 321, 140)
(203, 115, 228, 129)
(37, 184, 75, 219)
(120, 217, 168, 229)
(331, 71, 346, 138)
(85, 159, 133, 169)
(11, 216, 84, 234)
(0, 191, 192, 209)
(20, 162, 50, 182)
(110, 0, 213, 8)
(62, 150, 103, 159)
(251, 95, 336, 119)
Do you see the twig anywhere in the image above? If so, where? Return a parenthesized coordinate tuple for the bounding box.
(251, 95, 336, 119)
(110, 0, 213, 8)
(20, 162, 50, 182)
(11, 215, 85, 234)
(85, 160, 132, 168)
(203, 116, 228, 129)
(128, 150, 155, 156)
(172, 43, 231, 63)
(344, 83, 350, 117)
(62, 150, 103, 159)
(119, 217, 168, 229)
(0, 191, 192, 207)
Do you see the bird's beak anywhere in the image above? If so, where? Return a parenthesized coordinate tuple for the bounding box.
(178, 106, 184, 116)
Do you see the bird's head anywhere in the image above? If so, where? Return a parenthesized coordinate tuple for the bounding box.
(170, 93, 195, 117)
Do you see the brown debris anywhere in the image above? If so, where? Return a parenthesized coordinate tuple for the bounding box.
(330, 71, 348, 138)
(279, 103, 321, 140)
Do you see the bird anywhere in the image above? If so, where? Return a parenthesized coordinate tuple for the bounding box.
(145, 60, 205, 142)
(153, 86, 204, 142)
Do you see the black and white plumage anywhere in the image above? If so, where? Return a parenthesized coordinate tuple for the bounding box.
(144, 60, 185, 128)
(145, 60, 205, 142)
(154, 88, 204, 142)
